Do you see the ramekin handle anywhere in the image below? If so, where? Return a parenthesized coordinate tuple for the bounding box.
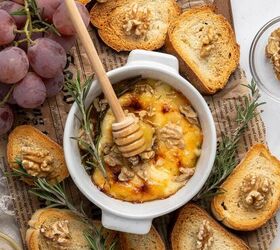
(102, 210, 152, 234)
(126, 49, 179, 73)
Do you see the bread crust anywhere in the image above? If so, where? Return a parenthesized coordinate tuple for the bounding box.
(165, 5, 240, 95)
(119, 225, 165, 250)
(90, 0, 181, 52)
(7, 125, 69, 185)
(211, 144, 280, 231)
(171, 203, 250, 250)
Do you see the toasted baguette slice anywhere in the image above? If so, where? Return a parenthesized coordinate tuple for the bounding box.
(90, 0, 181, 52)
(211, 144, 280, 231)
(165, 6, 240, 94)
(7, 125, 68, 184)
(92, 220, 121, 250)
(171, 203, 249, 250)
(26, 208, 91, 250)
(119, 225, 165, 250)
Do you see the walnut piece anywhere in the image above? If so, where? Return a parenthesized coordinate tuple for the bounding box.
(266, 28, 280, 80)
(128, 155, 140, 166)
(196, 220, 214, 250)
(240, 174, 271, 210)
(21, 147, 54, 178)
(134, 164, 149, 181)
(118, 167, 135, 182)
(103, 145, 122, 167)
(123, 4, 151, 37)
(40, 220, 70, 249)
(175, 167, 195, 182)
(140, 150, 155, 160)
(200, 27, 218, 58)
(157, 122, 185, 149)
(134, 84, 154, 95)
(135, 106, 156, 121)
(179, 105, 199, 126)
(93, 97, 108, 112)
(78, 122, 94, 151)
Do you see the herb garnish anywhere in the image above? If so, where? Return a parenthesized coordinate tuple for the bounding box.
(65, 74, 107, 177)
(195, 80, 265, 200)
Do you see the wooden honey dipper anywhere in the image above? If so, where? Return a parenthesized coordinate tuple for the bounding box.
(65, 0, 146, 157)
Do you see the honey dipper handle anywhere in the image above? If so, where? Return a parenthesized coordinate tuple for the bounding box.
(65, 0, 125, 122)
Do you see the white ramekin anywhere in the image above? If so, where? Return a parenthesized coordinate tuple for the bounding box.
(64, 50, 216, 234)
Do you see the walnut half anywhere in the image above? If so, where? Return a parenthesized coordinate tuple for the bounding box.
(157, 122, 185, 149)
(40, 220, 70, 249)
(240, 174, 271, 210)
(200, 27, 218, 58)
(266, 28, 280, 80)
(196, 220, 214, 250)
(123, 4, 151, 37)
(175, 167, 195, 182)
(21, 146, 54, 178)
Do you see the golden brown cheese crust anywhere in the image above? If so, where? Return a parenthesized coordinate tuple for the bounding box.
(92, 79, 203, 203)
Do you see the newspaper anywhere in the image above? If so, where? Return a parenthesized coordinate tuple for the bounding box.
(0, 0, 277, 249)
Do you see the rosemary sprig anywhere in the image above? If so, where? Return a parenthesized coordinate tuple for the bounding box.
(9, 161, 117, 250)
(194, 80, 265, 200)
(84, 230, 117, 250)
(66, 74, 107, 177)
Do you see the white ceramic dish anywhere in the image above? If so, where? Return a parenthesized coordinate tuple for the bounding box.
(64, 50, 216, 234)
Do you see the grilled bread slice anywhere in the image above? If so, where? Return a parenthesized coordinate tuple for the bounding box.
(7, 125, 68, 184)
(90, 0, 181, 51)
(211, 144, 280, 231)
(26, 208, 92, 250)
(171, 203, 249, 250)
(165, 6, 240, 94)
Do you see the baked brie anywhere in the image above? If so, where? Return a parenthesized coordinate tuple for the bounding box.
(89, 79, 203, 203)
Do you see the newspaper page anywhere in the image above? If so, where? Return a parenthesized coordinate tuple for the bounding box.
(0, 0, 277, 249)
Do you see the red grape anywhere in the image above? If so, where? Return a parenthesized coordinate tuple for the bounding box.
(0, 1, 26, 28)
(43, 71, 64, 97)
(27, 38, 66, 78)
(0, 9, 16, 46)
(13, 72, 46, 108)
(0, 104, 14, 135)
(36, 0, 62, 21)
(52, 1, 90, 36)
(0, 47, 29, 84)
(45, 32, 76, 52)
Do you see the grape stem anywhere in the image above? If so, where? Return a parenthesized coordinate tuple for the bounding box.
(23, 0, 33, 46)
(0, 85, 15, 108)
(13, 0, 61, 47)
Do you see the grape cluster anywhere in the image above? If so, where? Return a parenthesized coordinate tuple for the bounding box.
(0, 0, 90, 135)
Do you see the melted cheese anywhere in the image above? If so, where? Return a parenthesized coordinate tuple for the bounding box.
(92, 79, 203, 203)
